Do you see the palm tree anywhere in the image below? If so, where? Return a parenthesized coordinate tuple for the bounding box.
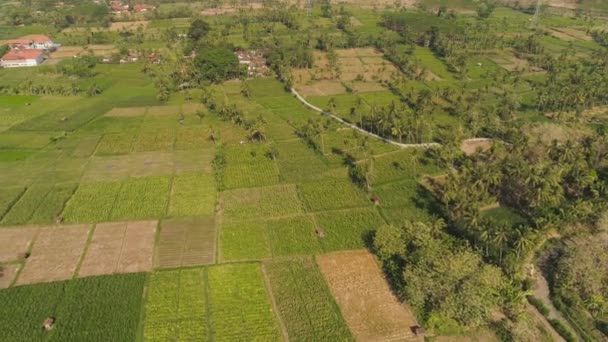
(514, 227, 534, 259)
(492, 224, 509, 264)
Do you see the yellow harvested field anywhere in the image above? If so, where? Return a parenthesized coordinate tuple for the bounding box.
(317, 250, 422, 342)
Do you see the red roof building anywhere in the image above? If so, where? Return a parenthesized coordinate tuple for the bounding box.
(133, 4, 155, 12)
(1, 49, 45, 68)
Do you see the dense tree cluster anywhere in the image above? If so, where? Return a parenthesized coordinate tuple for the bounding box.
(373, 220, 526, 334)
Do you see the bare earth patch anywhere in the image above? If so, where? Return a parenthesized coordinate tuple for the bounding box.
(155, 217, 216, 268)
(0, 264, 20, 289)
(460, 138, 493, 156)
(77, 221, 155, 277)
(0, 226, 38, 263)
(104, 106, 147, 117)
(316, 250, 422, 341)
(16, 225, 91, 285)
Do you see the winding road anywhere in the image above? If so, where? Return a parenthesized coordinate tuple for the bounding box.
(291, 88, 441, 149)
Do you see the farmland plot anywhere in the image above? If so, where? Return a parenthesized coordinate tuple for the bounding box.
(0, 264, 20, 289)
(208, 263, 281, 341)
(223, 160, 280, 189)
(267, 216, 322, 256)
(110, 176, 171, 220)
(156, 217, 216, 268)
(317, 250, 421, 342)
(1, 184, 52, 225)
(95, 132, 135, 155)
(264, 257, 353, 341)
(78, 221, 156, 277)
(16, 224, 91, 285)
(62, 181, 122, 223)
(0, 187, 25, 222)
(28, 183, 77, 224)
(220, 220, 271, 261)
(219, 184, 304, 221)
(168, 173, 216, 217)
(0, 226, 38, 263)
(298, 179, 371, 212)
(315, 207, 385, 252)
(0, 274, 145, 341)
(175, 126, 214, 150)
(132, 128, 176, 152)
(143, 269, 209, 341)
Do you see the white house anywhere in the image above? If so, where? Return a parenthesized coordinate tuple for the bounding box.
(0, 49, 45, 68)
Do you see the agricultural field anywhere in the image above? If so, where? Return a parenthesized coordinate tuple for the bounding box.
(316, 250, 421, 341)
(143, 264, 281, 341)
(0, 274, 146, 341)
(264, 257, 353, 341)
(1, 0, 608, 340)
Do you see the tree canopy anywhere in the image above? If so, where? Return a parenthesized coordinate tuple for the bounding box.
(194, 47, 240, 83)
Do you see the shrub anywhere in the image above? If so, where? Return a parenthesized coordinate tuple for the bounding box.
(528, 296, 550, 316)
(548, 319, 576, 342)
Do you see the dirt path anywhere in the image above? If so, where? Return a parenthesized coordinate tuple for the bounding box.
(527, 302, 566, 342)
(533, 271, 581, 341)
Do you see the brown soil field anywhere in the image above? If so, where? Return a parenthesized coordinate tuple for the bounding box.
(115, 220, 156, 273)
(317, 250, 422, 341)
(16, 225, 91, 285)
(49, 46, 84, 59)
(0, 226, 38, 263)
(146, 105, 181, 116)
(104, 106, 147, 117)
(298, 80, 346, 97)
(77, 222, 124, 277)
(550, 27, 592, 41)
(78, 220, 156, 277)
(460, 138, 493, 156)
(108, 21, 149, 31)
(155, 217, 216, 268)
(0, 264, 20, 289)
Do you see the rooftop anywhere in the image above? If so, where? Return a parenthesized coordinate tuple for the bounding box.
(1, 49, 45, 61)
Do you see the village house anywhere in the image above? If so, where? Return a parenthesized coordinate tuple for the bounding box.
(133, 4, 155, 12)
(235, 50, 269, 78)
(0, 49, 46, 68)
(6, 35, 57, 50)
(111, 4, 129, 13)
